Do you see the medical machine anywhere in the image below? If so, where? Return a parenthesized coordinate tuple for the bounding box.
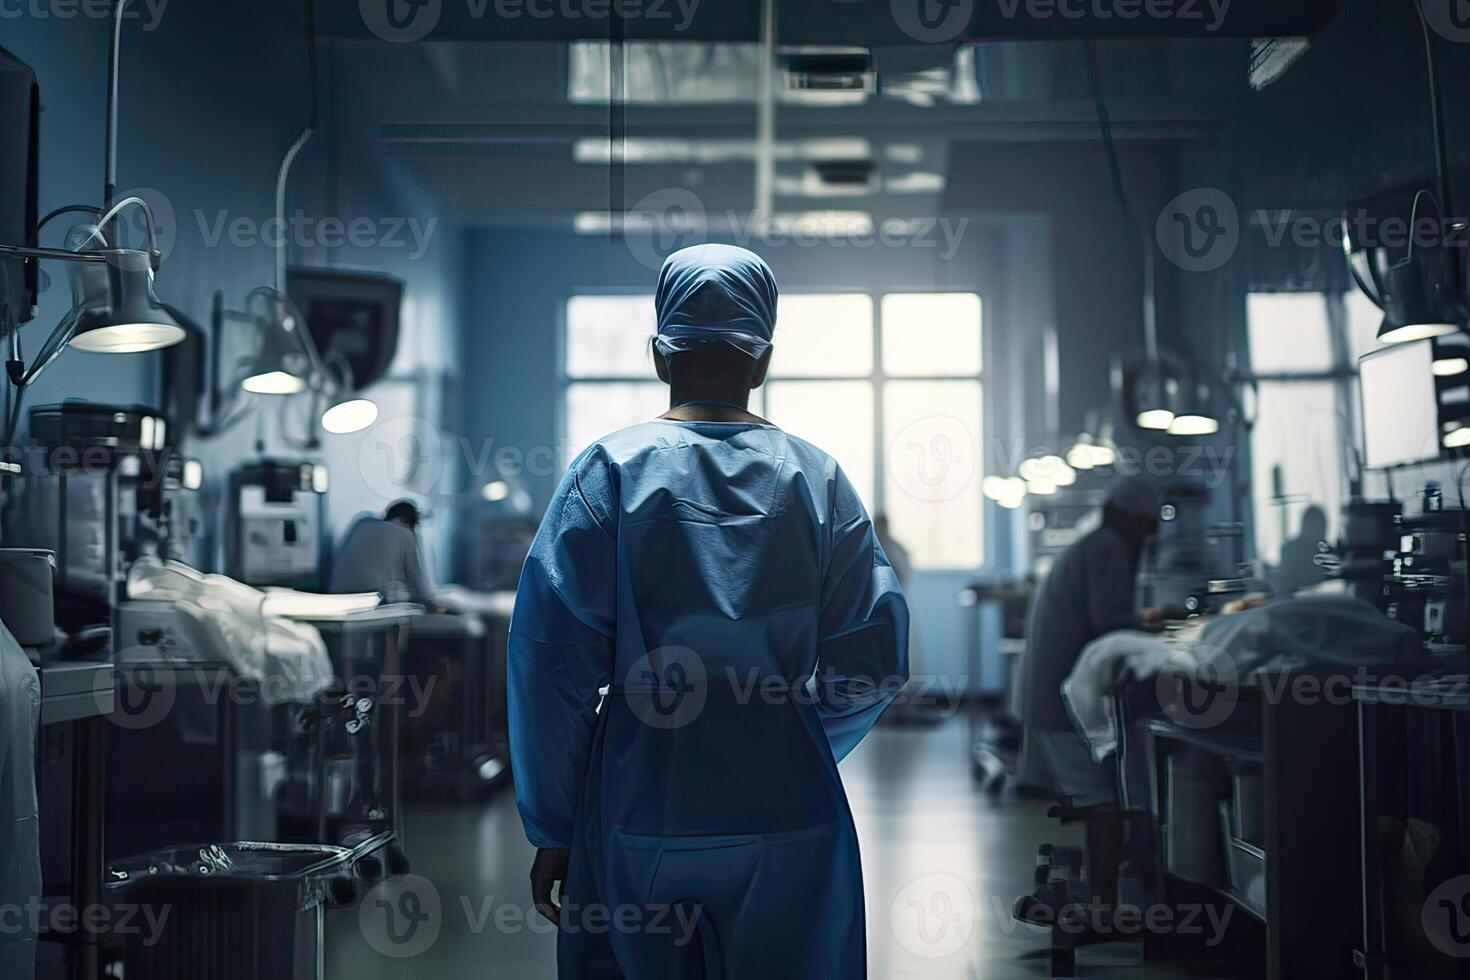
(224, 459, 329, 589)
(7, 402, 172, 632)
(1386, 506, 1468, 651)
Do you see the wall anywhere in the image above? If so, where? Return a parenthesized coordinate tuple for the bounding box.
(460, 220, 1036, 690)
(1175, 0, 1470, 546)
(2, 4, 466, 580)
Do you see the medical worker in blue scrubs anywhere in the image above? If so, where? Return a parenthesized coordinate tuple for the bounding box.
(508, 243, 909, 979)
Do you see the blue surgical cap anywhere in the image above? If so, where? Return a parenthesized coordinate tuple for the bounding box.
(1105, 474, 1163, 519)
(654, 244, 777, 359)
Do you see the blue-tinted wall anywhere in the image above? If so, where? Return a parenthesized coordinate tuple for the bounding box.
(4, 2, 465, 577)
(459, 223, 1030, 691)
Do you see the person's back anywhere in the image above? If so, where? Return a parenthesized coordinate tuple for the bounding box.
(582, 420, 872, 835)
(1014, 478, 1161, 795)
(508, 244, 908, 979)
(328, 511, 433, 604)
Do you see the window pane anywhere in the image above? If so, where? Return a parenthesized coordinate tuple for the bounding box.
(881, 293, 982, 377)
(769, 294, 873, 377)
(764, 381, 875, 506)
(1247, 293, 1333, 373)
(883, 380, 983, 569)
(1343, 289, 1384, 363)
(1250, 380, 1343, 579)
(566, 295, 656, 378)
(564, 382, 665, 463)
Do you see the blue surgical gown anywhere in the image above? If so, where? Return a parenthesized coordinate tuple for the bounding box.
(509, 419, 909, 979)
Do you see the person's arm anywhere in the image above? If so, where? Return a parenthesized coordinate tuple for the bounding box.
(507, 450, 618, 916)
(1088, 535, 1153, 634)
(402, 531, 437, 607)
(813, 467, 910, 763)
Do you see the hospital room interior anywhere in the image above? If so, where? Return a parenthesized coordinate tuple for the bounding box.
(4, 0, 1470, 978)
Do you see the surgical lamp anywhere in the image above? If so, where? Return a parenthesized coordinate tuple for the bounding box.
(0, 203, 184, 357)
(1346, 3, 1467, 347)
(1130, 360, 1178, 431)
(221, 287, 380, 436)
(241, 300, 311, 395)
(235, 0, 374, 439)
(1432, 333, 1469, 377)
(319, 379, 379, 435)
(1167, 378, 1220, 436)
(1087, 42, 1218, 437)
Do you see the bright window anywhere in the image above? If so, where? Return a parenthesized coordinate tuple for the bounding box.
(880, 293, 982, 377)
(565, 295, 656, 378)
(1245, 292, 1357, 580)
(563, 291, 985, 569)
(1247, 292, 1334, 374)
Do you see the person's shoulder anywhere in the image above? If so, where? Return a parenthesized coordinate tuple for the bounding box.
(586, 420, 670, 459)
(772, 430, 840, 473)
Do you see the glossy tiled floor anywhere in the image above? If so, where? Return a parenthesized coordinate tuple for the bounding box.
(327, 716, 1253, 978)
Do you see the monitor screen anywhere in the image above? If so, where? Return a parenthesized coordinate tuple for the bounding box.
(1359, 339, 1441, 470)
(0, 46, 39, 324)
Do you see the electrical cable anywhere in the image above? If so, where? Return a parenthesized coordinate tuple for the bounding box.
(1084, 42, 1143, 255)
(34, 205, 104, 238)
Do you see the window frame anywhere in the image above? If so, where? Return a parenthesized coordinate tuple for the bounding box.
(559, 287, 987, 568)
(1242, 290, 1362, 567)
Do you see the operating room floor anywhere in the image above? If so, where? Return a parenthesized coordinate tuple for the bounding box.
(326, 717, 1252, 979)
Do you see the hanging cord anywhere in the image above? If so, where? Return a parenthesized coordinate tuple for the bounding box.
(276, 0, 319, 294)
(1417, 0, 1454, 227)
(1085, 41, 1158, 359)
(104, 0, 130, 206)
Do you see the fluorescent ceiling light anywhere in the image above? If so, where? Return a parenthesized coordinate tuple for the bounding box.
(572, 137, 870, 166)
(884, 172, 945, 194)
(772, 211, 873, 237)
